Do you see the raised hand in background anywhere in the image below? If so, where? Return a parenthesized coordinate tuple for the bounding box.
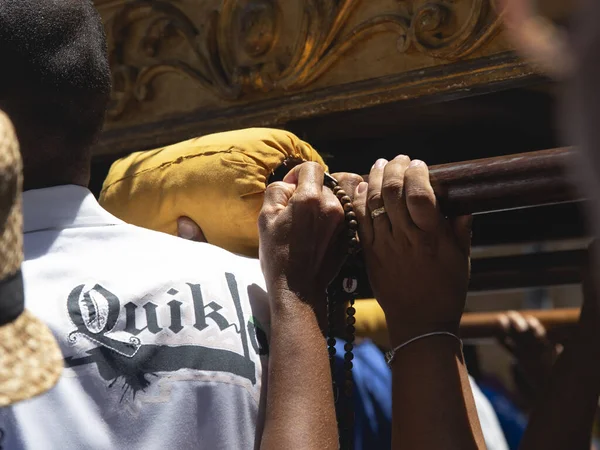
(497, 310, 559, 409)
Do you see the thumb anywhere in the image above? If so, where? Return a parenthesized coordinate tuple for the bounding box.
(353, 181, 373, 246)
(262, 181, 296, 213)
(331, 172, 363, 202)
(451, 215, 473, 257)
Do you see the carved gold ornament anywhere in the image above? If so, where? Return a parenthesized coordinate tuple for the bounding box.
(106, 0, 503, 120)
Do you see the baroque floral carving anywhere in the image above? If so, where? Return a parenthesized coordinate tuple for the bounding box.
(106, 0, 502, 120)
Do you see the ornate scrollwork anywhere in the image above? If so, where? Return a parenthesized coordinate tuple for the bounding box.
(106, 0, 502, 120)
(404, 0, 502, 59)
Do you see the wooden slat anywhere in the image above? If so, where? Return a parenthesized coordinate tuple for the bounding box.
(471, 203, 587, 247)
(460, 308, 580, 340)
(344, 249, 586, 299)
(469, 249, 585, 292)
(354, 303, 580, 348)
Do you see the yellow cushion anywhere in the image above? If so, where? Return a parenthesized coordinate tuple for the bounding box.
(354, 299, 390, 349)
(99, 128, 327, 258)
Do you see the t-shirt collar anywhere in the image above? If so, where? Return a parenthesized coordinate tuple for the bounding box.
(23, 184, 123, 234)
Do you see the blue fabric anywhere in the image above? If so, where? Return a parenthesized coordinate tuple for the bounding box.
(478, 383, 527, 450)
(333, 339, 392, 450)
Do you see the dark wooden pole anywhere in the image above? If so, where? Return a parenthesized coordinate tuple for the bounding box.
(347, 148, 586, 296)
(363, 147, 581, 215)
(430, 147, 580, 215)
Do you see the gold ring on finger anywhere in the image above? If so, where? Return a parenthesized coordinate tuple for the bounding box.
(371, 207, 387, 219)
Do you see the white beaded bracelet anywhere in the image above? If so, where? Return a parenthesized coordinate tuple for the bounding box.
(385, 331, 463, 367)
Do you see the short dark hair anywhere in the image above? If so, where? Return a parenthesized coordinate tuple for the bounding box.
(0, 0, 111, 188)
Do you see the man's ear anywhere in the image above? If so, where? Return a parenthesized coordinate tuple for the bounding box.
(177, 216, 207, 243)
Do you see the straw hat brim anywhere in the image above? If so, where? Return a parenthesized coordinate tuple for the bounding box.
(0, 310, 63, 406)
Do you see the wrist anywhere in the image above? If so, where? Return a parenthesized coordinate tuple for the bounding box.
(267, 276, 324, 301)
(387, 321, 460, 349)
(268, 281, 325, 312)
(387, 331, 464, 371)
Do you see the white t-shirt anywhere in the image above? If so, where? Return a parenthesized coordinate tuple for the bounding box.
(0, 185, 271, 450)
(469, 376, 510, 450)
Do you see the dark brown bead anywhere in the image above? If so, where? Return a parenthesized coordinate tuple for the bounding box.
(340, 195, 352, 204)
(344, 343, 353, 352)
(344, 352, 354, 361)
(346, 334, 355, 343)
(349, 237, 359, 246)
(348, 220, 358, 230)
(327, 338, 337, 347)
(347, 229, 357, 238)
(345, 380, 353, 389)
(345, 211, 356, 221)
(346, 316, 356, 325)
(336, 189, 346, 198)
(347, 307, 356, 316)
(333, 186, 342, 194)
(344, 361, 353, 370)
(328, 347, 337, 356)
(343, 203, 353, 212)
(346, 325, 355, 334)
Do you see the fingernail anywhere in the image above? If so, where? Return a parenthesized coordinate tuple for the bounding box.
(408, 159, 424, 168)
(394, 154, 408, 161)
(357, 182, 367, 194)
(373, 159, 388, 170)
(178, 220, 196, 240)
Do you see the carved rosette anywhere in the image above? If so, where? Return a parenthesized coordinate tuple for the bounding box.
(106, 0, 502, 120)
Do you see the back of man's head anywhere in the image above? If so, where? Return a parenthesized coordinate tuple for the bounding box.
(0, 0, 111, 190)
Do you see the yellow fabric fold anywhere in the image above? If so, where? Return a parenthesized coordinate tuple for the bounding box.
(99, 128, 327, 257)
(353, 299, 390, 349)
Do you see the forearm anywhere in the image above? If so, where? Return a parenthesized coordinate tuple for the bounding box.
(390, 335, 486, 450)
(520, 330, 600, 450)
(260, 291, 338, 450)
